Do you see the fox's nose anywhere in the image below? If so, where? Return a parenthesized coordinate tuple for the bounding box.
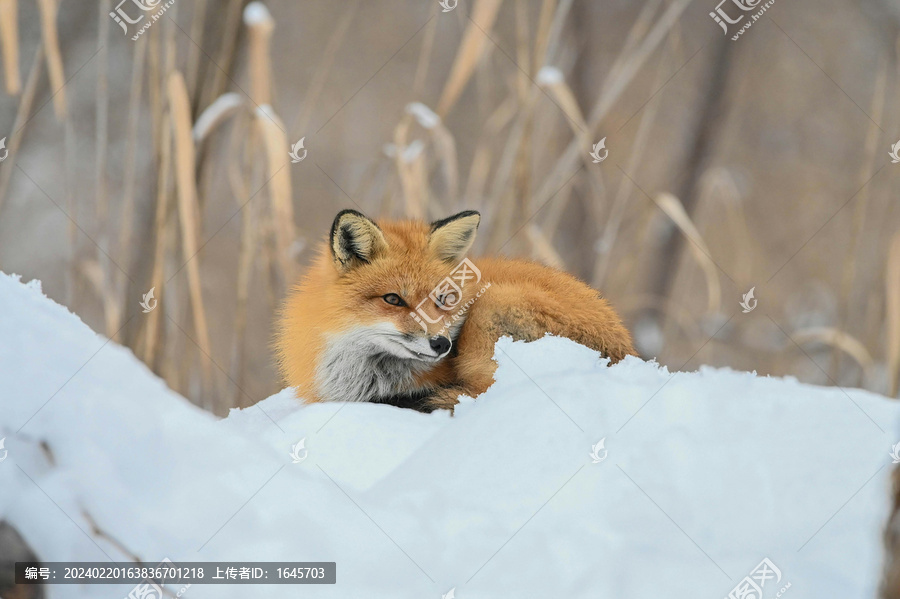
(429, 335, 451, 355)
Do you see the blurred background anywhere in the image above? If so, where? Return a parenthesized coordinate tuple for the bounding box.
(1, 0, 899, 415)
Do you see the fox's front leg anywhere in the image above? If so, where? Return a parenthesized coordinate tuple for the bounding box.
(420, 366, 497, 413)
(419, 386, 467, 413)
(376, 386, 464, 413)
(382, 384, 478, 413)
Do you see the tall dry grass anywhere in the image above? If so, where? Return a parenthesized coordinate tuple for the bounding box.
(0, 0, 898, 412)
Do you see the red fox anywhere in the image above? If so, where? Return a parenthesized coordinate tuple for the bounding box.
(275, 209, 635, 412)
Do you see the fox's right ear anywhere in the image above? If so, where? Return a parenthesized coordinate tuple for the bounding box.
(429, 210, 480, 263)
(330, 209, 388, 272)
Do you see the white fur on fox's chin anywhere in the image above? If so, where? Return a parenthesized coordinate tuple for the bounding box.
(316, 322, 460, 403)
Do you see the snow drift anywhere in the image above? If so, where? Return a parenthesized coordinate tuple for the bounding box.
(1, 271, 898, 598)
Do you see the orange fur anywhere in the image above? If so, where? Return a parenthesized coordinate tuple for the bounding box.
(275, 211, 635, 411)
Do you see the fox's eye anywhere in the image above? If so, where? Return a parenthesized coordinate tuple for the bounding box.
(382, 293, 406, 307)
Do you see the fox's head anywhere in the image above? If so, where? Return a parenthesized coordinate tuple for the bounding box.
(277, 209, 483, 404)
(327, 208, 482, 359)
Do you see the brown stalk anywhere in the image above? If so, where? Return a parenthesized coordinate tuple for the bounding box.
(244, 2, 274, 107)
(147, 23, 162, 155)
(698, 168, 752, 282)
(231, 191, 260, 407)
(117, 36, 148, 326)
(647, 42, 732, 331)
(226, 110, 258, 405)
(532, 0, 691, 209)
(185, 0, 208, 99)
(141, 110, 172, 368)
(831, 57, 886, 380)
(0, 0, 20, 94)
(293, 0, 359, 134)
(592, 26, 679, 286)
(600, 0, 662, 100)
(654, 192, 721, 315)
(95, 0, 111, 223)
(227, 108, 252, 203)
(167, 70, 213, 388)
(484, 114, 531, 250)
(406, 103, 459, 208)
(413, 9, 438, 99)
(0, 43, 42, 217)
(484, 0, 572, 248)
(589, 0, 690, 125)
(199, 0, 246, 111)
(64, 110, 77, 305)
(537, 0, 573, 66)
(525, 225, 565, 268)
(790, 327, 873, 377)
(246, 3, 297, 299)
(255, 107, 296, 287)
(532, 0, 556, 73)
(163, 2, 178, 83)
(193, 92, 244, 143)
(395, 141, 428, 219)
(36, 0, 66, 119)
(78, 259, 121, 338)
(194, 92, 244, 221)
(513, 0, 530, 95)
(436, 0, 504, 117)
(461, 91, 517, 206)
(391, 118, 422, 218)
(93, 0, 114, 341)
(483, 81, 546, 252)
(887, 233, 900, 397)
(510, 0, 533, 256)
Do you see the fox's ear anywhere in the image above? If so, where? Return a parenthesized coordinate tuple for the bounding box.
(429, 210, 480, 263)
(330, 209, 388, 272)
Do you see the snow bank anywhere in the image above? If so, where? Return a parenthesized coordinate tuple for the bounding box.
(1, 271, 898, 598)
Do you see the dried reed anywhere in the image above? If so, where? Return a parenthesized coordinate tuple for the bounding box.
(0, 44, 42, 217)
(887, 233, 900, 397)
(2, 0, 895, 413)
(167, 70, 213, 388)
(36, 0, 66, 119)
(653, 192, 721, 315)
(0, 0, 20, 94)
(436, 0, 504, 116)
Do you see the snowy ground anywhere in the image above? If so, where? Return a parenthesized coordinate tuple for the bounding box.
(1, 270, 898, 599)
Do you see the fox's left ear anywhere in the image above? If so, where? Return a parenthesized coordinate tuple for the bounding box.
(330, 209, 388, 272)
(429, 210, 480, 263)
